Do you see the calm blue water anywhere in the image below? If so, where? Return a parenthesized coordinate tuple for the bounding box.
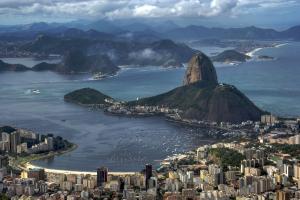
(0, 67, 209, 171)
(218, 43, 300, 116)
(0, 42, 299, 171)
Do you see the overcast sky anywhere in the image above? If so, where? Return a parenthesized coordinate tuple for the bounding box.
(0, 0, 299, 28)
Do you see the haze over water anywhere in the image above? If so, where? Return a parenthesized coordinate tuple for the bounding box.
(0, 42, 299, 171)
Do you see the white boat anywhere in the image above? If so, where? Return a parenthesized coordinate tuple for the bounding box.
(92, 72, 106, 80)
(32, 89, 40, 94)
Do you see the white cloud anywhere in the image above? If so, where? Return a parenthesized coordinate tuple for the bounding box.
(0, 0, 298, 20)
(133, 4, 157, 17)
(210, 0, 238, 16)
(129, 48, 161, 60)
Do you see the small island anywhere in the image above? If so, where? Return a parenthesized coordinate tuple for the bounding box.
(211, 49, 251, 63)
(258, 55, 275, 60)
(64, 88, 114, 106)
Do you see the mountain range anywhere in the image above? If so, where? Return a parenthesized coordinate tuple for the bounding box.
(20, 34, 198, 68)
(1, 20, 300, 41)
(0, 50, 120, 75)
(165, 25, 300, 41)
(1, 20, 299, 75)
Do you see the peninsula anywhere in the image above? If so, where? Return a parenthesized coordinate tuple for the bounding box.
(65, 52, 264, 124)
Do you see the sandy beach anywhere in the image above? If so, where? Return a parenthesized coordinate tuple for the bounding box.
(25, 163, 137, 176)
(246, 42, 288, 58)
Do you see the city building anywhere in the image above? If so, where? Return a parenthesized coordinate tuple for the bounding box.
(97, 167, 108, 187)
(145, 164, 152, 190)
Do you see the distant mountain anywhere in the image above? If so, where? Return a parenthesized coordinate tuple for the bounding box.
(21, 22, 59, 32)
(121, 23, 152, 32)
(211, 50, 251, 62)
(164, 25, 217, 40)
(33, 50, 119, 74)
(281, 25, 300, 40)
(143, 39, 199, 66)
(225, 26, 279, 39)
(56, 50, 119, 74)
(0, 19, 178, 34)
(0, 60, 29, 72)
(164, 25, 282, 41)
(117, 30, 161, 43)
(32, 62, 57, 71)
(21, 34, 94, 54)
(22, 34, 198, 67)
(56, 28, 115, 40)
(84, 20, 123, 33)
(88, 20, 179, 33)
(149, 20, 180, 33)
(1, 21, 300, 42)
(0, 22, 67, 41)
(0, 22, 62, 33)
(0, 50, 119, 75)
(64, 88, 113, 105)
(130, 53, 263, 123)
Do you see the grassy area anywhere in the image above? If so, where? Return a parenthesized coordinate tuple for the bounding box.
(0, 194, 9, 200)
(270, 155, 280, 162)
(209, 147, 245, 169)
(271, 144, 300, 159)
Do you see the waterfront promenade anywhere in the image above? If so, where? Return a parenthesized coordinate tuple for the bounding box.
(25, 163, 137, 176)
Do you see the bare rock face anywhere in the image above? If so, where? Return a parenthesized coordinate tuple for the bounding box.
(183, 53, 218, 85)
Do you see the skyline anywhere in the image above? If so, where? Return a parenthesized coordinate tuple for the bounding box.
(0, 0, 299, 29)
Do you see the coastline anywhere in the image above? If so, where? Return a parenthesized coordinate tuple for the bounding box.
(245, 47, 264, 57)
(24, 163, 137, 176)
(13, 113, 220, 175)
(10, 143, 78, 172)
(85, 64, 177, 81)
(12, 140, 137, 175)
(246, 42, 289, 58)
(275, 43, 289, 48)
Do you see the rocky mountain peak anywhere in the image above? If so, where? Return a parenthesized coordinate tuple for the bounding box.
(183, 52, 218, 85)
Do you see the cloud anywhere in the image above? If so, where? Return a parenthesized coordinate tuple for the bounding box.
(0, 0, 299, 20)
(129, 48, 162, 61)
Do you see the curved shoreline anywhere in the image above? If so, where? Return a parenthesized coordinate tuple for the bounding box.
(246, 42, 289, 57)
(14, 143, 138, 175)
(10, 143, 78, 172)
(25, 163, 137, 176)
